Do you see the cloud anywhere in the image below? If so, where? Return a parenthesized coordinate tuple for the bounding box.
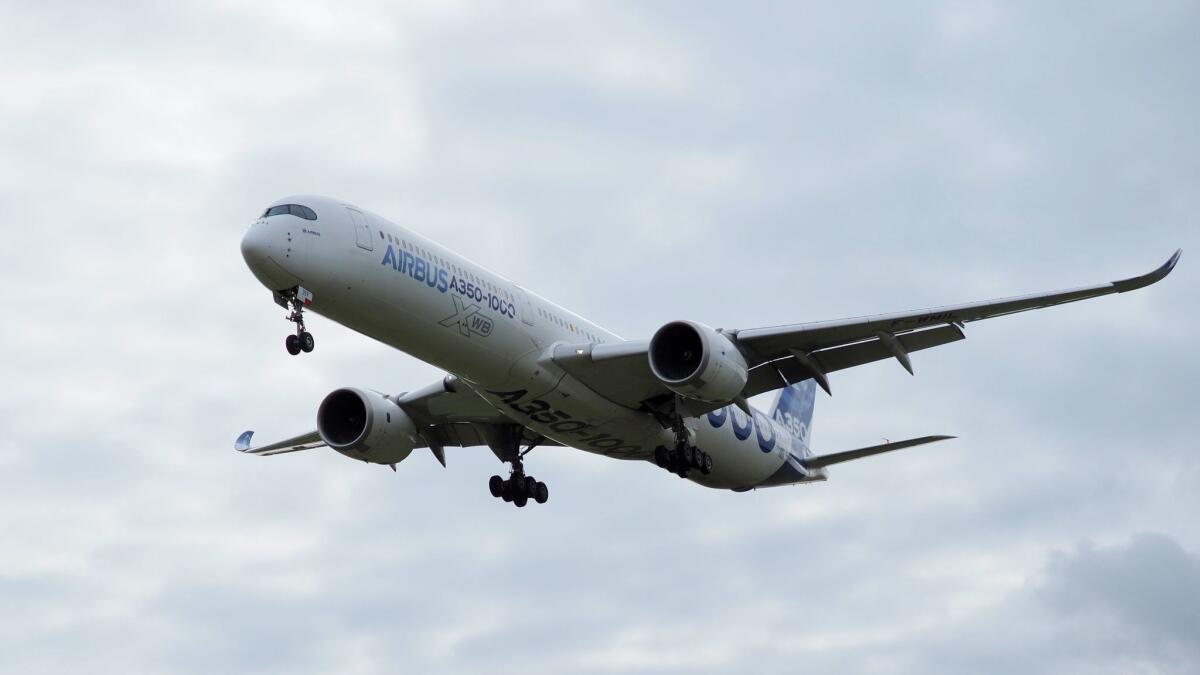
(1042, 533, 1200, 658)
(0, 1, 1196, 673)
(890, 533, 1200, 675)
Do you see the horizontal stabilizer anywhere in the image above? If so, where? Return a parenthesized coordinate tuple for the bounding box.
(235, 430, 326, 456)
(800, 435, 955, 469)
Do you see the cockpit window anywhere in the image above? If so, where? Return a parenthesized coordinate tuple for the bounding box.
(290, 204, 318, 220)
(262, 204, 317, 220)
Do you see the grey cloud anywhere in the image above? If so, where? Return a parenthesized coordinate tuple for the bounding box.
(1, 1, 1197, 674)
(1042, 533, 1200, 655)
(893, 533, 1200, 675)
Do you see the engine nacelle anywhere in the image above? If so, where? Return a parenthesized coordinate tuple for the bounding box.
(317, 387, 421, 465)
(648, 320, 748, 403)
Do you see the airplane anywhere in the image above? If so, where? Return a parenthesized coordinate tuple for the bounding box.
(236, 195, 1181, 507)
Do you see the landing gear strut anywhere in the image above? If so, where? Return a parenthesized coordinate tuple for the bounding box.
(487, 435, 549, 508)
(653, 413, 713, 478)
(280, 288, 315, 356)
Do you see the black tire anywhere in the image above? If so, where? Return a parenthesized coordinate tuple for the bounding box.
(682, 445, 696, 468)
(524, 476, 537, 497)
(285, 334, 301, 355)
(654, 446, 669, 468)
(514, 494, 528, 508)
(501, 482, 513, 502)
(702, 453, 714, 475)
(300, 331, 315, 353)
(534, 481, 549, 504)
(489, 475, 504, 498)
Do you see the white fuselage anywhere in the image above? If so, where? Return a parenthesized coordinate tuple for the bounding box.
(241, 195, 820, 490)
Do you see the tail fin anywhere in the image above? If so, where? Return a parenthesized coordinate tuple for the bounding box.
(770, 379, 817, 449)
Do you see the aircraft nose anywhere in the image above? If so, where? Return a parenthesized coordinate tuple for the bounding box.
(240, 224, 273, 267)
(241, 222, 301, 290)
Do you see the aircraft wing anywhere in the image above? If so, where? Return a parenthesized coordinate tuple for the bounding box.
(554, 250, 1181, 409)
(235, 429, 325, 456)
(234, 375, 558, 464)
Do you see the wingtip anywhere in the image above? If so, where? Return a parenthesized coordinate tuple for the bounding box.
(235, 430, 254, 452)
(1112, 249, 1182, 293)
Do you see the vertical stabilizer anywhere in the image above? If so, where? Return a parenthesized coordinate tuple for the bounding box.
(770, 379, 816, 449)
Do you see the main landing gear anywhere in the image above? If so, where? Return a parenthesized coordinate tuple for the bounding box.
(280, 288, 315, 356)
(488, 445, 549, 508)
(654, 442, 713, 478)
(653, 413, 713, 478)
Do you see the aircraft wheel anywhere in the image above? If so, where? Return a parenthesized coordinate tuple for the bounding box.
(501, 482, 514, 502)
(534, 481, 549, 504)
(285, 334, 301, 355)
(514, 494, 528, 508)
(702, 453, 714, 475)
(300, 331, 315, 353)
(489, 475, 504, 498)
(524, 476, 537, 497)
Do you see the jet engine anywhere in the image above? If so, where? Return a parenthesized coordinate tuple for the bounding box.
(317, 387, 421, 464)
(648, 320, 748, 403)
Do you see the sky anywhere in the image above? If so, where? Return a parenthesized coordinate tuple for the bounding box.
(1, 1, 1197, 673)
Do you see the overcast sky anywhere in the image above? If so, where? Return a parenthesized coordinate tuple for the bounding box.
(1, 2, 1197, 673)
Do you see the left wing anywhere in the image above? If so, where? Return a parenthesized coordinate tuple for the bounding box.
(235, 430, 324, 456)
(554, 250, 1181, 409)
(234, 375, 558, 464)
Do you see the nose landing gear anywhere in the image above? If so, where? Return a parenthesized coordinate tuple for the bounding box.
(278, 287, 315, 356)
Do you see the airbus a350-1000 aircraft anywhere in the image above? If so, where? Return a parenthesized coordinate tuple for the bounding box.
(236, 195, 1180, 507)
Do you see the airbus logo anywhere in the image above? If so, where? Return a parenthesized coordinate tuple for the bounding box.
(439, 296, 493, 337)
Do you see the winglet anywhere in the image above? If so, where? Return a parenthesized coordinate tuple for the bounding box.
(235, 430, 254, 452)
(1112, 249, 1182, 293)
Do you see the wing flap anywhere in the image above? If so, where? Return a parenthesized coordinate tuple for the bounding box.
(742, 323, 966, 398)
